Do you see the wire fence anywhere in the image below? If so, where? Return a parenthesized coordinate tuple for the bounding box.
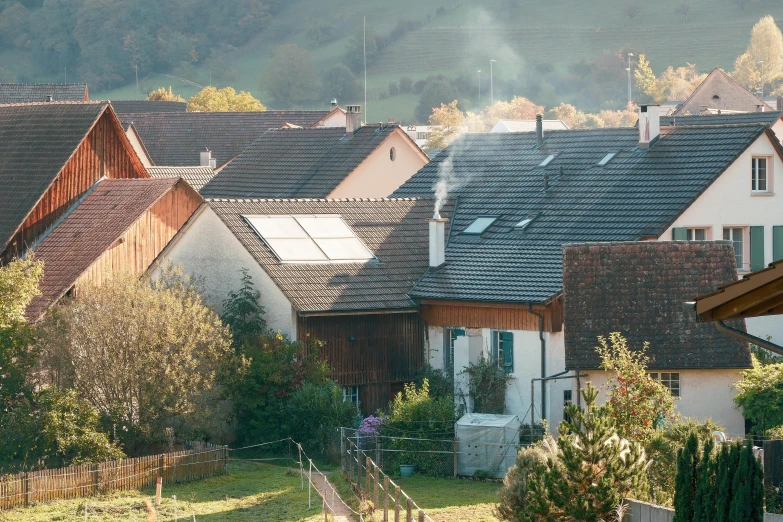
(0, 442, 227, 511)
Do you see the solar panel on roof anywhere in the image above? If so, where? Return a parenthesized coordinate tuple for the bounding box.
(244, 214, 375, 263)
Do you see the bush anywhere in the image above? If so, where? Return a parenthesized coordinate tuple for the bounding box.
(497, 438, 557, 521)
(399, 76, 413, 93)
(461, 355, 509, 414)
(734, 358, 783, 436)
(413, 364, 453, 398)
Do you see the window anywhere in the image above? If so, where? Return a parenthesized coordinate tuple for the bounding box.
(687, 228, 707, 241)
(244, 215, 375, 263)
(491, 330, 514, 373)
(539, 154, 556, 167)
(648, 372, 680, 397)
(443, 327, 462, 370)
(597, 152, 617, 166)
(514, 214, 538, 231)
(417, 132, 429, 140)
(563, 390, 573, 422)
(343, 386, 360, 407)
(723, 227, 745, 270)
(752, 157, 768, 192)
(463, 216, 497, 235)
(390, 147, 397, 161)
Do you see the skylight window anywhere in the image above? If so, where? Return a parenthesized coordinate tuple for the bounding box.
(539, 154, 556, 167)
(244, 215, 375, 263)
(597, 152, 617, 166)
(514, 214, 538, 231)
(463, 217, 497, 235)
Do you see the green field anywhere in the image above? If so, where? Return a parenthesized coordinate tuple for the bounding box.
(46, 0, 783, 122)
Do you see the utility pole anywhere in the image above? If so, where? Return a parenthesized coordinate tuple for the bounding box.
(363, 16, 367, 124)
(490, 59, 496, 106)
(477, 69, 482, 109)
(626, 52, 634, 107)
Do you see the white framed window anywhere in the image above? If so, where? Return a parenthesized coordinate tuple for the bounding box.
(649, 372, 680, 397)
(752, 157, 769, 193)
(491, 330, 514, 374)
(723, 227, 746, 270)
(343, 386, 359, 407)
(687, 228, 707, 241)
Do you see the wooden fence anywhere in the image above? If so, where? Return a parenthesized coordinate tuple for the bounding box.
(0, 442, 227, 510)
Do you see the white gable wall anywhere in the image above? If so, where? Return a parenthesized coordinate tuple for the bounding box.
(150, 205, 298, 339)
(657, 131, 783, 344)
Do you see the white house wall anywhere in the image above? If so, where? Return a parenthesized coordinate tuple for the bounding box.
(577, 369, 746, 437)
(657, 131, 783, 343)
(151, 205, 298, 339)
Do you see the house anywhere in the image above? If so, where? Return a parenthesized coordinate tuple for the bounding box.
(490, 119, 569, 133)
(671, 68, 773, 116)
(562, 241, 751, 436)
(392, 105, 783, 431)
(25, 178, 202, 320)
(123, 122, 154, 167)
(0, 102, 149, 262)
(147, 166, 216, 192)
(121, 107, 347, 169)
(201, 107, 429, 199)
(110, 100, 187, 114)
(405, 125, 432, 148)
(152, 197, 450, 414)
(0, 83, 88, 103)
(660, 111, 783, 142)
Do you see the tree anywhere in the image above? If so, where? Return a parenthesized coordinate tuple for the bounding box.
(38, 270, 235, 452)
(499, 383, 649, 521)
(147, 86, 185, 102)
(415, 79, 459, 123)
(673, 434, 699, 522)
(261, 44, 319, 103)
(344, 27, 379, 73)
(734, 358, 783, 436)
(320, 63, 360, 101)
(692, 438, 716, 522)
(597, 332, 676, 445)
(733, 16, 783, 91)
(220, 268, 267, 348)
(732, 52, 761, 93)
(187, 86, 266, 112)
(305, 18, 336, 47)
(425, 100, 465, 150)
(728, 440, 764, 522)
(624, 1, 642, 20)
(674, 2, 691, 23)
(545, 103, 587, 129)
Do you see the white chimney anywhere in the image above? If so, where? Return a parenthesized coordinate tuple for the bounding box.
(346, 105, 362, 134)
(200, 148, 215, 168)
(638, 105, 660, 149)
(429, 215, 447, 269)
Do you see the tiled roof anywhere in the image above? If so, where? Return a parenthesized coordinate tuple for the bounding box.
(0, 83, 88, 104)
(660, 111, 783, 126)
(110, 100, 187, 114)
(392, 123, 770, 303)
(121, 110, 332, 167)
(207, 197, 453, 313)
(201, 125, 397, 199)
(26, 178, 182, 320)
(563, 241, 751, 370)
(147, 166, 215, 192)
(0, 102, 107, 250)
(672, 68, 773, 115)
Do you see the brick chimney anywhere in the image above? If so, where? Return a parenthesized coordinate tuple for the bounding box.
(346, 105, 362, 134)
(429, 215, 447, 269)
(638, 105, 660, 149)
(777, 96, 783, 111)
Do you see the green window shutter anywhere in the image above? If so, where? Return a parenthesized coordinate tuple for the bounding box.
(750, 226, 765, 271)
(774, 226, 783, 262)
(502, 332, 514, 373)
(672, 227, 687, 241)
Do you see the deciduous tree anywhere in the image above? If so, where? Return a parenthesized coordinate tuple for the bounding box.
(261, 44, 319, 103)
(187, 86, 266, 112)
(147, 86, 185, 102)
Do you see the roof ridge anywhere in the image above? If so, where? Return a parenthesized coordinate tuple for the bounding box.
(0, 101, 105, 108)
(205, 197, 432, 203)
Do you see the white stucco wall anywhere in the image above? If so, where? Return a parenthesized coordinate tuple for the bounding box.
(125, 127, 153, 167)
(317, 110, 347, 128)
(327, 130, 428, 199)
(576, 369, 746, 437)
(150, 205, 298, 338)
(657, 131, 783, 344)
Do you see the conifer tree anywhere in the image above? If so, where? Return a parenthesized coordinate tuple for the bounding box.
(729, 440, 764, 522)
(692, 438, 715, 522)
(716, 443, 741, 522)
(673, 433, 699, 522)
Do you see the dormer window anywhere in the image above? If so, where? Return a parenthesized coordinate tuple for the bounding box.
(463, 216, 497, 235)
(539, 154, 556, 167)
(597, 152, 617, 166)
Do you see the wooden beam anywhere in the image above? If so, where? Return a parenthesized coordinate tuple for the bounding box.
(419, 299, 546, 311)
(741, 293, 783, 318)
(709, 277, 783, 320)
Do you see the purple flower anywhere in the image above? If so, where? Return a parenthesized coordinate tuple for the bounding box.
(358, 415, 383, 437)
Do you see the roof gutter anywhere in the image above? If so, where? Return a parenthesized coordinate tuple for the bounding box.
(528, 303, 547, 422)
(715, 319, 783, 356)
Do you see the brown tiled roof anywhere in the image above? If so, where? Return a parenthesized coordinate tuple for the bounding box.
(562, 241, 752, 370)
(147, 166, 215, 192)
(26, 178, 183, 320)
(121, 111, 332, 167)
(0, 83, 88, 103)
(0, 102, 107, 250)
(672, 68, 774, 116)
(207, 197, 453, 313)
(110, 100, 187, 114)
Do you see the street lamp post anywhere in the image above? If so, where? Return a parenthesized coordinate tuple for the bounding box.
(477, 69, 482, 109)
(490, 59, 496, 106)
(759, 60, 765, 99)
(626, 52, 634, 107)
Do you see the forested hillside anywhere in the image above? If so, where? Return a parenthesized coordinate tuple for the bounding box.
(1, 0, 782, 122)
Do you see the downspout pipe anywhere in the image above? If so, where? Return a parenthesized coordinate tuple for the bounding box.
(716, 320, 783, 356)
(528, 304, 546, 422)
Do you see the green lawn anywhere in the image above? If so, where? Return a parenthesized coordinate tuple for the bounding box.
(393, 475, 502, 522)
(0, 462, 326, 522)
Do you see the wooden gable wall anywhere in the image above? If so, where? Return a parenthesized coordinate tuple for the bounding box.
(73, 180, 201, 291)
(3, 109, 148, 260)
(421, 297, 564, 333)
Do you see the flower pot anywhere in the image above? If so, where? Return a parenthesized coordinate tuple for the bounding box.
(399, 464, 415, 477)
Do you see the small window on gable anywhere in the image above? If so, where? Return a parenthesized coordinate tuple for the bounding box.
(597, 152, 617, 166)
(539, 154, 556, 167)
(463, 216, 497, 235)
(712, 95, 720, 101)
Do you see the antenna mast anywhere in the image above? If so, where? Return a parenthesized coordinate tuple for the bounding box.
(363, 16, 367, 124)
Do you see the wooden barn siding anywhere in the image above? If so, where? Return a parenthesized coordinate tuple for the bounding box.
(4, 111, 147, 260)
(297, 312, 425, 412)
(74, 182, 201, 288)
(421, 298, 563, 333)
